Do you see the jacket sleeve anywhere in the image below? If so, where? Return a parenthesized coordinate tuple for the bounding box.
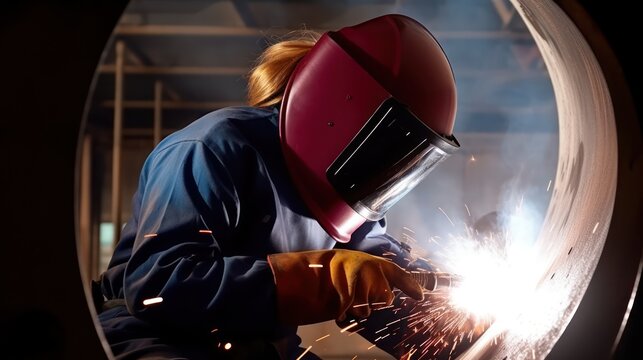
(122, 140, 279, 335)
(343, 218, 432, 271)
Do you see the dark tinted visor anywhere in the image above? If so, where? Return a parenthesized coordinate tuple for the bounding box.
(327, 98, 459, 220)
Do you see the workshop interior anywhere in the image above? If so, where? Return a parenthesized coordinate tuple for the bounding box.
(1, 0, 641, 359)
(81, 1, 558, 358)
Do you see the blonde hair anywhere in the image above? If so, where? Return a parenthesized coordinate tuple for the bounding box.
(247, 31, 320, 107)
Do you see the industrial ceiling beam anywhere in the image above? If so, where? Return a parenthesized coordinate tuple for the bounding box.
(98, 64, 248, 76)
(114, 24, 533, 40)
(100, 100, 245, 110)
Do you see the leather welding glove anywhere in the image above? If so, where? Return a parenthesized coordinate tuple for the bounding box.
(267, 249, 424, 325)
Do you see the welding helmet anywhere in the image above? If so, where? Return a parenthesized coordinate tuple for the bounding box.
(280, 14, 459, 242)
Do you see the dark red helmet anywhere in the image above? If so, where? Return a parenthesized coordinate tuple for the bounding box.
(280, 14, 459, 242)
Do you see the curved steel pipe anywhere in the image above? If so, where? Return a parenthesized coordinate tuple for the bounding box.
(460, 1, 642, 359)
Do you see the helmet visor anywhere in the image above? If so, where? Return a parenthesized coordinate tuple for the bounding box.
(327, 98, 459, 221)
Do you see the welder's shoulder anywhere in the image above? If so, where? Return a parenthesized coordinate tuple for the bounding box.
(159, 106, 275, 154)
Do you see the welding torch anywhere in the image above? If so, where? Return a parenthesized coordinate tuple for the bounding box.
(410, 271, 462, 291)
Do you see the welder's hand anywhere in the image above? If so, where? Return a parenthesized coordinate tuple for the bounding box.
(268, 249, 424, 325)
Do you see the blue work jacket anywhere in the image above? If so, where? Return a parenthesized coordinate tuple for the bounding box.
(99, 106, 418, 358)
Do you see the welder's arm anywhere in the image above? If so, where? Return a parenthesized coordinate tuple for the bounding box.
(122, 141, 279, 334)
(267, 249, 423, 325)
(342, 218, 433, 271)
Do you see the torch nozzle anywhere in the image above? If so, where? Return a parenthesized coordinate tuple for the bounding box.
(410, 271, 462, 292)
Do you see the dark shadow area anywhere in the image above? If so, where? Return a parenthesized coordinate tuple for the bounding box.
(0, 2, 128, 359)
(0, 310, 64, 360)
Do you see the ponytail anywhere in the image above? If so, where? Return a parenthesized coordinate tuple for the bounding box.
(247, 31, 320, 107)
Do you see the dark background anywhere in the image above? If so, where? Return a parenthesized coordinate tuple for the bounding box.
(0, 1, 640, 359)
(0, 2, 128, 359)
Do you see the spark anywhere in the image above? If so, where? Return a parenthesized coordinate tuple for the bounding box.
(224, 342, 232, 350)
(386, 200, 551, 358)
(352, 356, 357, 360)
(429, 236, 441, 246)
(403, 233, 418, 243)
(386, 313, 408, 326)
(450, 338, 459, 355)
(368, 344, 376, 350)
(449, 226, 541, 321)
(546, 179, 552, 192)
(470, 155, 476, 162)
(531, 348, 536, 359)
(315, 334, 330, 342)
(142, 297, 163, 306)
(437, 207, 455, 227)
(199, 229, 213, 234)
(371, 302, 388, 306)
(308, 264, 323, 268)
(342, 199, 552, 359)
(295, 345, 312, 360)
(340, 322, 359, 333)
(592, 222, 600, 234)
(353, 303, 369, 308)
(375, 326, 389, 334)
(143, 233, 157, 238)
(210, 328, 218, 333)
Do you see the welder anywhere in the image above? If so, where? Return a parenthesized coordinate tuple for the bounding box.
(95, 14, 459, 359)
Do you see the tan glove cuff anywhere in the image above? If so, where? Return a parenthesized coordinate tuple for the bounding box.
(268, 250, 340, 325)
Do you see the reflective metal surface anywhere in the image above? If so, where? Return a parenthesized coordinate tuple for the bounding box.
(460, 1, 637, 358)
